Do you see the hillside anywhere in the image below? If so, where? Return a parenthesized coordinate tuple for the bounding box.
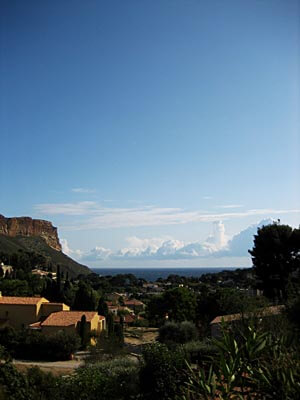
(0, 234, 90, 278)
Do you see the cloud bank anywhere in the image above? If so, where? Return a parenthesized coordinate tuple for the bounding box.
(62, 219, 276, 264)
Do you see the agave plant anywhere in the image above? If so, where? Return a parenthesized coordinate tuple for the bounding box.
(179, 322, 300, 400)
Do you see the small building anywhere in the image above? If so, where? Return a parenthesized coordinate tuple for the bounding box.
(106, 292, 124, 303)
(0, 295, 70, 329)
(39, 311, 105, 337)
(113, 313, 135, 327)
(210, 305, 285, 338)
(124, 299, 145, 313)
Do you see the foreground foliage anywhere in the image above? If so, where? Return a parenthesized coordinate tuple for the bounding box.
(0, 327, 80, 361)
(180, 324, 300, 400)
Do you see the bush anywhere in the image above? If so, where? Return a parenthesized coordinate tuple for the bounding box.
(140, 342, 187, 400)
(182, 340, 217, 364)
(180, 324, 300, 400)
(46, 330, 81, 360)
(58, 358, 140, 400)
(158, 321, 198, 347)
(0, 328, 80, 361)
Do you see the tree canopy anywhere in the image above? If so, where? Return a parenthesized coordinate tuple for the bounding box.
(249, 222, 300, 299)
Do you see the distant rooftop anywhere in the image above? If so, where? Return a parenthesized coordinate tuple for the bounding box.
(210, 305, 285, 325)
(0, 296, 47, 305)
(41, 311, 104, 327)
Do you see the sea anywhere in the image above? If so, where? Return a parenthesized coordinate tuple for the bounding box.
(91, 267, 240, 282)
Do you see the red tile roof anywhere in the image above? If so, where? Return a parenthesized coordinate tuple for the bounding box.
(0, 296, 47, 305)
(114, 314, 135, 323)
(41, 311, 104, 327)
(210, 305, 285, 325)
(29, 321, 42, 328)
(124, 299, 144, 306)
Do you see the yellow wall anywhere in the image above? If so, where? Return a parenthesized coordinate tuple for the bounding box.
(41, 315, 106, 342)
(42, 325, 80, 336)
(41, 303, 70, 318)
(0, 302, 42, 329)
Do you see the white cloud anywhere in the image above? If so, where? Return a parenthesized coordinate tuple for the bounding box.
(61, 238, 83, 258)
(214, 218, 274, 257)
(35, 201, 300, 232)
(71, 188, 96, 193)
(81, 246, 112, 261)
(62, 219, 293, 264)
(35, 201, 98, 216)
(216, 204, 244, 209)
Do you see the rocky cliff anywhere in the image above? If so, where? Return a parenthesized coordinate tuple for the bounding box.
(0, 215, 62, 251)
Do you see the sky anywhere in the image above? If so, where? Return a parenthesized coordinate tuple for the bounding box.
(1, 0, 299, 267)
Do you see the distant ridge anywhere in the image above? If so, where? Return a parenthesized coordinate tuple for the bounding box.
(0, 214, 61, 251)
(0, 214, 90, 278)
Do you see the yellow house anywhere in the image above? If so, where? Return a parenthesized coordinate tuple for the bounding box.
(0, 294, 106, 344)
(0, 295, 69, 329)
(39, 311, 106, 338)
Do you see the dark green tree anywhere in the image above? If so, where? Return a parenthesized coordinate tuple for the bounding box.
(249, 222, 300, 299)
(78, 314, 89, 349)
(97, 297, 109, 317)
(163, 287, 197, 322)
(73, 281, 99, 311)
(106, 313, 114, 336)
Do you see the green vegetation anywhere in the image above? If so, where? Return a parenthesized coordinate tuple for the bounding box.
(0, 234, 90, 278)
(249, 222, 300, 300)
(180, 323, 300, 400)
(158, 321, 198, 347)
(0, 221, 299, 398)
(0, 327, 80, 361)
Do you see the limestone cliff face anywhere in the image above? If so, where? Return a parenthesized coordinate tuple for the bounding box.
(0, 215, 62, 251)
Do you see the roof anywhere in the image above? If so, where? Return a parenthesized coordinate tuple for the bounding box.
(124, 299, 144, 306)
(29, 321, 42, 328)
(114, 314, 135, 323)
(210, 305, 285, 325)
(41, 311, 104, 327)
(0, 296, 48, 305)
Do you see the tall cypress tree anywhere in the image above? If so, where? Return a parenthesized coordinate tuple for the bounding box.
(79, 314, 89, 349)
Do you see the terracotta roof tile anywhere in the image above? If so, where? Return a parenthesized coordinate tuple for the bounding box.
(210, 305, 285, 325)
(41, 311, 104, 327)
(29, 321, 42, 328)
(114, 314, 135, 323)
(124, 299, 144, 306)
(0, 296, 48, 305)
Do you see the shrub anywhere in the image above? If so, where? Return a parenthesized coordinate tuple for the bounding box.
(0, 328, 80, 361)
(58, 358, 140, 400)
(180, 324, 300, 400)
(182, 340, 217, 364)
(140, 342, 187, 400)
(158, 321, 198, 347)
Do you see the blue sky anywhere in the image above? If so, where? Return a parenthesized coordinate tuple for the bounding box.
(1, 0, 299, 267)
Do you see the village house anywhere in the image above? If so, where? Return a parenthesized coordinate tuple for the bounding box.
(210, 305, 285, 338)
(0, 294, 106, 341)
(124, 299, 145, 313)
(31, 269, 57, 280)
(0, 294, 70, 329)
(106, 292, 125, 303)
(34, 310, 106, 337)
